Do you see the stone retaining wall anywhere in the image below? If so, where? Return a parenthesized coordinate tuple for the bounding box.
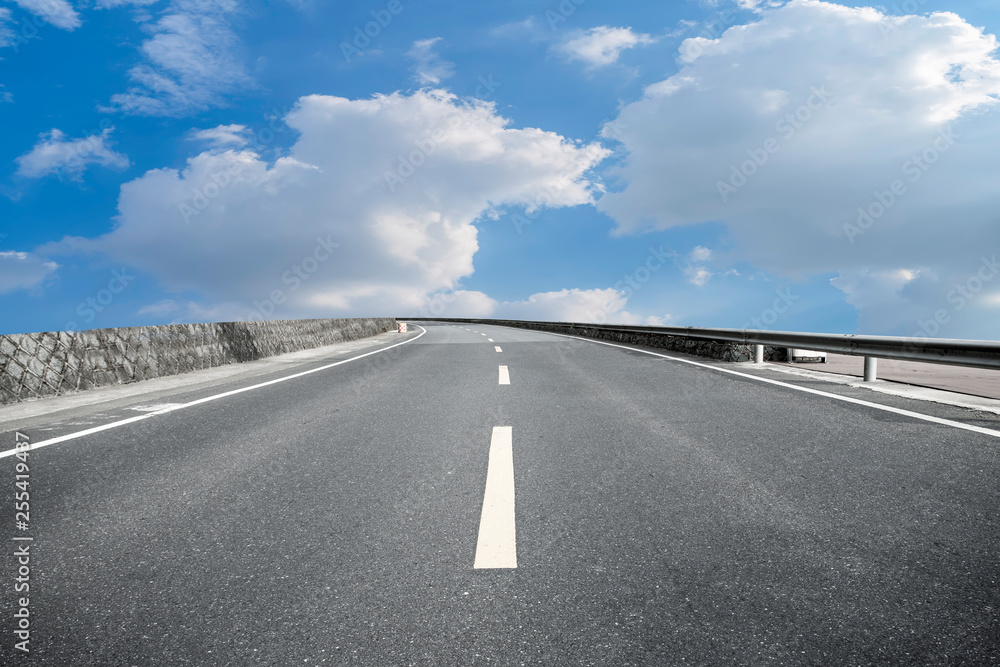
(0, 318, 396, 405)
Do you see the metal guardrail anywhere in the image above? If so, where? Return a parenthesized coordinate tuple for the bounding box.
(412, 318, 1000, 381)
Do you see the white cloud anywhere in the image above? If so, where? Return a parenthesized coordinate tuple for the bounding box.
(421, 290, 499, 318)
(47, 90, 608, 320)
(554, 26, 655, 68)
(407, 38, 455, 86)
(106, 0, 254, 116)
(597, 0, 1000, 336)
(16, 128, 130, 181)
(687, 267, 713, 287)
(690, 245, 712, 262)
(188, 124, 249, 148)
(0, 251, 58, 293)
(137, 299, 180, 316)
(0, 8, 14, 48)
(490, 18, 539, 40)
(736, 0, 785, 12)
(421, 286, 665, 325)
(96, 0, 161, 8)
(494, 287, 634, 323)
(9, 0, 80, 30)
(829, 267, 926, 333)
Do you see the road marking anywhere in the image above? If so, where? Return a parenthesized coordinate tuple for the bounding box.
(488, 338, 494, 342)
(495, 346, 502, 353)
(130, 403, 186, 413)
(538, 330, 1000, 440)
(498, 365, 510, 385)
(481, 333, 487, 336)
(474, 426, 516, 569)
(0, 326, 428, 459)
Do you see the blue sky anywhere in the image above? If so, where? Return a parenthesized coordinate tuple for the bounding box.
(1, 0, 999, 338)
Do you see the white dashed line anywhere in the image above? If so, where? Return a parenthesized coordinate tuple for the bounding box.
(129, 403, 186, 413)
(498, 365, 510, 385)
(495, 346, 502, 353)
(474, 426, 517, 569)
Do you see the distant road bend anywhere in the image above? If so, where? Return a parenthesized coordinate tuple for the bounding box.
(2, 321, 998, 665)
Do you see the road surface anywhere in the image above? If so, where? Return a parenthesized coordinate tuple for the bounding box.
(2, 321, 998, 665)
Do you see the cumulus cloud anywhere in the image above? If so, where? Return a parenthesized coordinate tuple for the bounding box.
(420, 290, 500, 318)
(690, 245, 712, 262)
(494, 287, 640, 323)
(490, 18, 538, 40)
(407, 38, 455, 85)
(686, 267, 713, 287)
(188, 124, 249, 148)
(0, 251, 58, 293)
(0, 9, 14, 48)
(96, 0, 160, 8)
(137, 299, 181, 316)
(419, 287, 668, 325)
(598, 0, 1000, 336)
(9, 0, 80, 30)
(554, 26, 655, 68)
(106, 0, 254, 116)
(736, 0, 784, 12)
(47, 90, 608, 321)
(16, 128, 130, 181)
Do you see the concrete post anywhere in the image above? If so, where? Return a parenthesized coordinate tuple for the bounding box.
(863, 356, 878, 382)
(754, 344, 764, 364)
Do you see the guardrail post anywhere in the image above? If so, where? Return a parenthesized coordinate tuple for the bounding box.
(863, 356, 878, 382)
(754, 344, 764, 364)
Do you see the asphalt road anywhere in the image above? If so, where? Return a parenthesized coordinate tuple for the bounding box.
(2, 321, 999, 665)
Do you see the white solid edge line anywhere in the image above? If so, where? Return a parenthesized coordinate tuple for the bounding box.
(498, 365, 510, 385)
(474, 426, 517, 569)
(0, 325, 428, 459)
(537, 330, 1000, 440)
